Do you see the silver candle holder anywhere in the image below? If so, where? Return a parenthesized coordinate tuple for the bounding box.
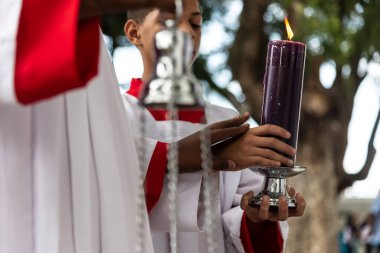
(249, 38, 308, 209)
(249, 166, 306, 208)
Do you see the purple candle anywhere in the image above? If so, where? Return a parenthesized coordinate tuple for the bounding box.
(261, 40, 306, 163)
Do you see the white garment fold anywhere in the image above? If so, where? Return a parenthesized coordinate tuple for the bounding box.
(0, 38, 154, 253)
(123, 93, 289, 253)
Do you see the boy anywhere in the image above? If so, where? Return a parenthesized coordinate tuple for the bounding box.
(122, 1, 306, 252)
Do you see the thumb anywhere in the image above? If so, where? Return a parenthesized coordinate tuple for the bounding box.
(212, 157, 237, 171)
(240, 191, 255, 210)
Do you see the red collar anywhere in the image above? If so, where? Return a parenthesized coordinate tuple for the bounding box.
(126, 78, 143, 98)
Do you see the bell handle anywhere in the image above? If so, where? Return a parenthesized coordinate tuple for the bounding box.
(165, 0, 183, 28)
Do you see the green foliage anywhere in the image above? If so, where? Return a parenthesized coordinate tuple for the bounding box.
(267, 0, 380, 64)
(199, 0, 231, 21)
(237, 0, 380, 101)
(100, 0, 380, 97)
(101, 13, 129, 49)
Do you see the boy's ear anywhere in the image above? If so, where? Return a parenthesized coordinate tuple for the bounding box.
(124, 20, 142, 46)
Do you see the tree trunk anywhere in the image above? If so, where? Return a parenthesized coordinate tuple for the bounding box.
(278, 60, 352, 252)
(228, 0, 269, 120)
(287, 145, 339, 253)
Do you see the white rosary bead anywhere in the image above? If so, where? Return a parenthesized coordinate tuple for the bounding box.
(200, 127, 219, 253)
(167, 102, 179, 253)
(135, 108, 147, 253)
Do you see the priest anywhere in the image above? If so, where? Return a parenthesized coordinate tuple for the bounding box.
(0, 1, 173, 253)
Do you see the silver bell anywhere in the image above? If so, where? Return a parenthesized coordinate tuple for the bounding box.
(139, 21, 204, 109)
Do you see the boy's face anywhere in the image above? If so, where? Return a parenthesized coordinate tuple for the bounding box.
(125, 0, 202, 72)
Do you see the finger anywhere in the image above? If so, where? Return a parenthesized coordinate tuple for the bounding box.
(236, 112, 250, 119)
(245, 147, 293, 166)
(259, 196, 270, 220)
(208, 113, 250, 130)
(277, 196, 289, 221)
(213, 157, 237, 171)
(251, 124, 291, 139)
(240, 191, 254, 211)
(209, 124, 249, 144)
(253, 137, 296, 158)
(289, 193, 306, 217)
(287, 186, 296, 198)
(238, 156, 281, 168)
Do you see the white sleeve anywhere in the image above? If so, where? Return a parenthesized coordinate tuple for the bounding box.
(222, 206, 246, 253)
(122, 93, 157, 176)
(221, 169, 288, 252)
(122, 93, 207, 232)
(1, 0, 100, 106)
(0, 0, 22, 104)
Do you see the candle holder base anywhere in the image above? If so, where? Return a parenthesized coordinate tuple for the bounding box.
(249, 166, 306, 209)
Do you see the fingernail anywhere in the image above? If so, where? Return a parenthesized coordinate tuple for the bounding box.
(246, 191, 254, 198)
(261, 196, 270, 207)
(287, 159, 293, 166)
(285, 132, 291, 139)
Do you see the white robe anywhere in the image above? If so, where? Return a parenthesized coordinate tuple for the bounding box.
(122, 92, 289, 253)
(0, 1, 153, 252)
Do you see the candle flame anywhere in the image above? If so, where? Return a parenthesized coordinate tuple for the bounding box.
(285, 17, 294, 40)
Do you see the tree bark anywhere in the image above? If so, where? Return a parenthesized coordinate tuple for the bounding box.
(228, 0, 269, 121)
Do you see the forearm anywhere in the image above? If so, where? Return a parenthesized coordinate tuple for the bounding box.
(79, 0, 174, 20)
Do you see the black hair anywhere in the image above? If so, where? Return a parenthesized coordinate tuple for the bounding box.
(127, 8, 154, 23)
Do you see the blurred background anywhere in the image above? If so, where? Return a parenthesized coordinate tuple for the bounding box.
(100, 0, 380, 252)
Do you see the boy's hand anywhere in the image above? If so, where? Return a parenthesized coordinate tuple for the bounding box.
(213, 124, 296, 170)
(240, 190, 306, 223)
(177, 113, 250, 173)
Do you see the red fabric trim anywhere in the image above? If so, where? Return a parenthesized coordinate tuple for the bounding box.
(148, 109, 205, 123)
(127, 78, 143, 98)
(144, 142, 168, 213)
(127, 78, 206, 123)
(15, 0, 100, 104)
(241, 213, 255, 253)
(240, 212, 284, 253)
(178, 109, 205, 123)
(128, 78, 206, 212)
